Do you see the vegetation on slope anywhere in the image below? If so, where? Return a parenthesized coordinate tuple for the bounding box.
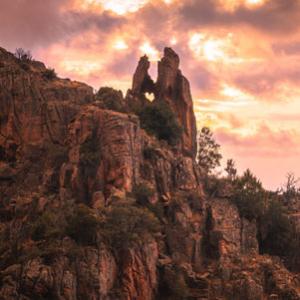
(138, 101, 182, 145)
(198, 126, 300, 270)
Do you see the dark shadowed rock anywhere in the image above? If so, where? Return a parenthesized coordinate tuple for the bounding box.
(156, 47, 197, 158)
(132, 55, 154, 95)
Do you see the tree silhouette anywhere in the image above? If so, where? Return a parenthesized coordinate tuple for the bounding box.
(197, 127, 222, 174)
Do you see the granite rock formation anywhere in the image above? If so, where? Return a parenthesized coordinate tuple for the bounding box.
(129, 47, 197, 158)
(0, 46, 300, 300)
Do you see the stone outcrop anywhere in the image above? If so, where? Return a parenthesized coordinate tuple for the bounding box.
(156, 48, 197, 158)
(141, 133, 200, 200)
(132, 55, 154, 95)
(205, 199, 258, 260)
(156, 48, 180, 99)
(60, 106, 142, 201)
(120, 241, 158, 300)
(128, 47, 197, 158)
(0, 47, 93, 149)
(0, 242, 159, 300)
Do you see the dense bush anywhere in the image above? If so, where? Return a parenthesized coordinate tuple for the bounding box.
(203, 175, 230, 199)
(79, 132, 101, 177)
(158, 266, 189, 300)
(229, 169, 300, 269)
(42, 68, 57, 80)
(132, 184, 165, 220)
(133, 184, 154, 205)
(138, 101, 182, 145)
(231, 169, 265, 220)
(66, 204, 100, 246)
(78, 132, 101, 202)
(282, 173, 300, 203)
(102, 204, 160, 249)
(260, 200, 296, 257)
(31, 210, 64, 241)
(96, 87, 126, 112)
(225, 159, 237, 180)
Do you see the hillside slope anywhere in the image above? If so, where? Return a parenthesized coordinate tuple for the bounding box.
(0, 46, 299, 300)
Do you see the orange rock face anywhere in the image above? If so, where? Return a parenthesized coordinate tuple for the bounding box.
(61, 106, 142, 201)
(0, 47, 93, 148)
(129, 47, 197, 158)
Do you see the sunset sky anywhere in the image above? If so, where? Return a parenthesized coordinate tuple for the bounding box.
(1, 0, 300, 190)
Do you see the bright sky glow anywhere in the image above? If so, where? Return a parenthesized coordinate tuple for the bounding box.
(10, 0, 299, 190)
(139, 42, 160, 61)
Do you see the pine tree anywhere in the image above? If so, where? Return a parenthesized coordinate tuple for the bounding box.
(225, 159, 237, 180)
(197, 127, 222, 174)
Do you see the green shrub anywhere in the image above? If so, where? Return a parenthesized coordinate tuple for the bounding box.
(96, 87, 125, 112)
(138, 101, 182, 145)
(132, 184, 166, 220)
(197, 127, 222, 174)
(260, 200, 295, 257)
(19, 62, 30, 71)
(43, 68, 57, 80)
(203, 176, 231, 199)
(231, 169, 265, 220)
(146, 202, 165, 221)
(40, 241, 64, 265)
(78, 133, 101, 202)
(133, 184, 154, 206)
(282, 173, 300, 203)
(165, 224, 190, 262)
(159, 266, 189, 300)
(31, 210, 64, 241)
(102, 204, 160, 249)
(79, 133, 101, 177)
(80, 134, 100, 168)
(66, 204, 100, 246)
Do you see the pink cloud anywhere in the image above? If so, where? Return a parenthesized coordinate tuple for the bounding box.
(216, 124, 300, 157)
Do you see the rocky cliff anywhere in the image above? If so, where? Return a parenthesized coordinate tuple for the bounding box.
(128, 47, 197, 158)
(0, 46, 299, 300)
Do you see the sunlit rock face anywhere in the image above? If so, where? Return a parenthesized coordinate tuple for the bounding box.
(0, 47, 93, 147)
(205, 198, 259, 260)
(61, 106, 142, 202)
(129, 47, 197, 158)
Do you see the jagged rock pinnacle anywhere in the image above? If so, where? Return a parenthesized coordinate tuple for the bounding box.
(132, 55, 155, 94)
(129, 47, 197, 158)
